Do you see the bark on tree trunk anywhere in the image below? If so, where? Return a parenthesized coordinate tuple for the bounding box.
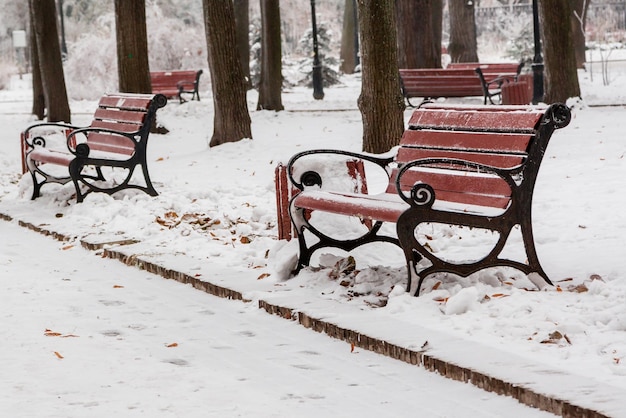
(539, 0, 581, 103)
(114, 0, 152, 94)
(448, 0, 479, 63)
(340, 0, 358, 74)
(234, 0, 251, 87)
(396, 0, 442, 69)
(28, 2, 44, 120)
(356, 0, 405, 154)
(29, 0, 71, 123)
(257, 0, 284, 111)
(203, 0, 252, 146)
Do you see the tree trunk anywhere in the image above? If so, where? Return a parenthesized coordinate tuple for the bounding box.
(396, 0, 442, 69)
(233, 0, 251, 86)
(448, 0, 479, 63)
(257, 0, 284, 111)
(114, 0, 151, 94)
(29, 0, 71, 123)
(340, 0, 359, 74)
(356, 0, 405, 154)
(538, 0, 581, 103)
(570, 0, 590, 69)
(28, 2, 44, 120)
(203, 0, 252, 146)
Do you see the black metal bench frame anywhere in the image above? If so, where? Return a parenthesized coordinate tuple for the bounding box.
(286, 103, 571, 295)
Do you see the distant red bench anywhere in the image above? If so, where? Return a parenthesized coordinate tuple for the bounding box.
(21, 93, 167, 203)
(285, 102, 571, 295)
(399, 68, 501, 106)
(400, 62, 524, 107)
(150, 70, 202, 103)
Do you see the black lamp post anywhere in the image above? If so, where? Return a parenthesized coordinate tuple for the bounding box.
(310, 0, 324, 100)
(531, 0, 544, 104)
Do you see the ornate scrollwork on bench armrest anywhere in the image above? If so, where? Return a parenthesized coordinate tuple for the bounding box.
(286, 147, 397, 191)
(544, 103, 571, 129)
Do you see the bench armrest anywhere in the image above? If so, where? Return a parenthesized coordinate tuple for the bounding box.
(395, 158, 518, 207)
(22, 122, 82, 149)
(286, 148, 397, 191)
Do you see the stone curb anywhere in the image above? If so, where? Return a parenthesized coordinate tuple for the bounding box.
(2, 214, 610, 418)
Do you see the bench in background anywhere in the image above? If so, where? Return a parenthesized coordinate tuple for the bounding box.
(399, 68, 503, 107)
(21, 93, 167, 203)
(286, 103, 571, 295)
(150, 70, 202, 103)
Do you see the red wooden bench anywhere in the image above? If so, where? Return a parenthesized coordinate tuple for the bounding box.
(150, 70, 202, 103)
(399, 68, 503, 107)
(286, 102, 571, 295)
(21, 93, 167, 203)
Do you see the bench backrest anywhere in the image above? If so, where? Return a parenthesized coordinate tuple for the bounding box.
(387, 104, 569, 211)
(399, 68, 484, 98)
(85, 93, 167, 155)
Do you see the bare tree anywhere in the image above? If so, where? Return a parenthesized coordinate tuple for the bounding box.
(29, 0, 71, 122)
(396, 0, 442, 69)
(257, 0, 284, 111)
(448, 0, 479, 63)
(340, 0, 359, 74)
(356, 0, 405, 154)
(203, 0, 252, 146)
(538, 0, 581, 103)
(114, 0, 151, 94)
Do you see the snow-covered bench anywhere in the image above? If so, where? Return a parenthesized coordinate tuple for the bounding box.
(150, 70, 202, 103)
(285, 102, 571, 295)
(21, 93, 167, 203)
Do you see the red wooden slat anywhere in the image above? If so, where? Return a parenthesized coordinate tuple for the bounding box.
(293, 192, 406, 223)
(98, 95, 153, 111)
(387, 168, 511, 197)
(400, 68, 477, 77)
(85, 133, 135, 155)
(275, 164, 294, 241)
(28, 148, 74, 166)
(427, 189, 510, 209)
(400, 129, 532, 153)
(396, 147, 525, 169)
(408, 109, 543, 131)
(93, 108, 147, 124)
(90, 120, 142, 133)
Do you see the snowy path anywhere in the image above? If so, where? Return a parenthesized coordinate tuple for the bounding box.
(0, 220, 554, 417)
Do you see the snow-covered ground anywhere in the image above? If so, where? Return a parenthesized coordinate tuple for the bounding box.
(1, 61, 626, 417)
